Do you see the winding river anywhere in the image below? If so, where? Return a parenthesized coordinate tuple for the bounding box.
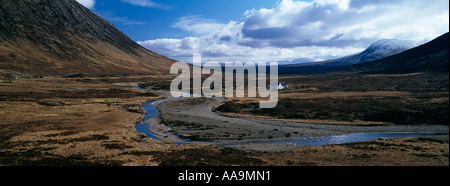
(135, 95, 448, 148)
(267, 132, 448, 147)
(135, 99, 165, 140)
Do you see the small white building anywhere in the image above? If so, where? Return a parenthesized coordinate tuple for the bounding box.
(270, 83, 288, 90)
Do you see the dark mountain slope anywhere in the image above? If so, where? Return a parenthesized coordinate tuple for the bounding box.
(0, 0, 176, 76)
(313, 39, 415, 67)
(342, 32, 449, 74)
(278, 39, 415, 74)
(279, 33, 448, 75)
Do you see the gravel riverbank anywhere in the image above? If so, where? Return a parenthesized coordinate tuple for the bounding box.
(146, 93, 448, 151)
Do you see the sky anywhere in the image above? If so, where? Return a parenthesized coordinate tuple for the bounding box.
(76, 0, 449, 64)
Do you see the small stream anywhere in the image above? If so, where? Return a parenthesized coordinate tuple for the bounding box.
(135, 98, 175, 140)
(135, 101, 161, 140)
(268, 132, 448, 147)
(133, 89, 191, 141)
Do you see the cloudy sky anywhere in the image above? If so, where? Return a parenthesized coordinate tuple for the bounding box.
(77, 0, 449, 64)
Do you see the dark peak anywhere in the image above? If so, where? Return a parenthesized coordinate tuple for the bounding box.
(0, 0, 175, 75)
(279, 32, 449, 75)
(345, 32, 449, 74)
(0, 0, 136, 50)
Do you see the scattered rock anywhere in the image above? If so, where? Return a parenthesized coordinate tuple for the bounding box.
(38, 101, 65, 106)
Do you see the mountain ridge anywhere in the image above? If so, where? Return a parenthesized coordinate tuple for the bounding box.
(0, 0, 176, 76)
(341, 32, 449, 74)
(279, 34, 447, 74)
(290, 39, 415, 67)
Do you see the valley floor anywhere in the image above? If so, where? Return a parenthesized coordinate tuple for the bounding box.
(155, 95, 448, 152)
(0, 74, 448, 166)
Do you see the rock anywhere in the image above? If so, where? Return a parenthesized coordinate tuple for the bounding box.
(38, 101, 66, 106)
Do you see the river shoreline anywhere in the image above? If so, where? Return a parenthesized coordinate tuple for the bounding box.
(1, 77, 447, 165)
(138, 91, 449, 151)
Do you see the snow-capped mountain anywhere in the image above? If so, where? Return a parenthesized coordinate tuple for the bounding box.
(320, 39, 416, 67)
(279, 33, 448, 75)
(343, 32, 449, 74)
(279, 39, 418, 74)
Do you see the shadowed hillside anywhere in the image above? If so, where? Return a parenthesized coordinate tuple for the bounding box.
(279, 33, 449, 75)
(342, 32, 449, 74)
(0, 0, 176, 76)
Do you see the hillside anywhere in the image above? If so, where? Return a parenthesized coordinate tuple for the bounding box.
(0, 0, 176, 76)
(278, 39, 415, 74)
(342, 32, 449, 74)
(322, 39, 415, 67)
(279, 33, 448, 75)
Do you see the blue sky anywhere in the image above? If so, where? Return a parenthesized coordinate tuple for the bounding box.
(76, 0, 449, 64)
(81, 0, 280, 40)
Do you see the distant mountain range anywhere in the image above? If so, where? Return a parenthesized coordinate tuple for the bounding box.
(279, 38, 416, 73)
(341, 32, 449, 74)
(319, 39, 415, 67)
(0, 0, 446, 76)
(280, 33, 449, 74)
(0, 0, 176, 76)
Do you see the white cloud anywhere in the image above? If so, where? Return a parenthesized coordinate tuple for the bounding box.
(172, 16, 227, 35)
(120, 0, 170, 9)
(76, 0, 95, 9)
(138, 34, 362, 64)
(138, 0, 449, 64)
(240, 0, 449, 48)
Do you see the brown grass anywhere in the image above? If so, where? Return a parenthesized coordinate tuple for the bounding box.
(257, 137, 449, 166)
(216, 73, 449, 126)
(219, 112, 392, 126)
(0, 76, 171, 165)
(0, 73, 447, 166)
